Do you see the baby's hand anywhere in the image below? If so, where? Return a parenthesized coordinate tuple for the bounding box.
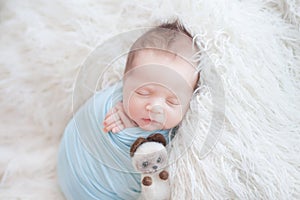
(103, 102, 137, 133)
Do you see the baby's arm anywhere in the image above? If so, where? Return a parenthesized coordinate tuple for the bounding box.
(103, 102, 137, 133)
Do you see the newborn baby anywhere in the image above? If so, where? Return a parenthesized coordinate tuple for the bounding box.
(57, 20, 200, 200)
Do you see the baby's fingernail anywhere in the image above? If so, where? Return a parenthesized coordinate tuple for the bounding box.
(112, 128, 117, 133)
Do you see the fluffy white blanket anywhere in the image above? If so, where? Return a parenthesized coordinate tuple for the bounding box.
(0, 0, 299, 199)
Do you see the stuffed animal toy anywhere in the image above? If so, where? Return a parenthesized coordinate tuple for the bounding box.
(130, 133, 170, 200)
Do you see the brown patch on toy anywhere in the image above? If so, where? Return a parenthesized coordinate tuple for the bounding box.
(130, 133, 167, 157)
(159, 170, 169, 180)
(130, 137, 147, 157)
(142, 176, 152, 186)
(146, 133, 167, 146)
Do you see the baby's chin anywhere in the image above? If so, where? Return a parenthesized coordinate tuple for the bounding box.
(138, 121, 164, 131)
(140, 125, 162, 131)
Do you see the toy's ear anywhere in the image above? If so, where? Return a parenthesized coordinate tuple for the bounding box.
(146, 133, 167, 146)
(130, 137, 147, 157)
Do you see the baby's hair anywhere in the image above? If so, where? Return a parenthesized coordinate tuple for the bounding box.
(125, 20, 200, 74)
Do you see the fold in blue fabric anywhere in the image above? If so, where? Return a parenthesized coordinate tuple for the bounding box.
(57, 81, 170, 200)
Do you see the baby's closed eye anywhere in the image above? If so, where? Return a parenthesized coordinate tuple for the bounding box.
(135, 89, 151, 96)
(166, 98, 180, 106)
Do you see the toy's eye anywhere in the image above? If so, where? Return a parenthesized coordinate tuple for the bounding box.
(142, 161, 149, 168)
(157, 157, 161, 163)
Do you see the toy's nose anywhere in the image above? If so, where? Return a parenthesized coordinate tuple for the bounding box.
(153, 165, 158, 170)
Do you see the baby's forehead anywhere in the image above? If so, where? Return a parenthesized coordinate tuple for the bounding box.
(131, 49, 193, 67)
(127, 49, 199, 88)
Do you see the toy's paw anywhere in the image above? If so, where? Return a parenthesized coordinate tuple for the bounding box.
(142, 176, 152, 186)
(159, 170, 169, 180)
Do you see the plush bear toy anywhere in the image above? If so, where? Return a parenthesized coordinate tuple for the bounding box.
(130, 133, 170, 200)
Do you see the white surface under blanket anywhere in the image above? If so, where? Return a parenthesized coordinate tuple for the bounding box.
(0, 0, 299, 199)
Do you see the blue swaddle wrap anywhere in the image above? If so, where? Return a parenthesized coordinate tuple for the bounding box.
(57, 81, 170, 200)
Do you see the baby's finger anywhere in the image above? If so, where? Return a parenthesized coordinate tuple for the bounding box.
(117, 109, 134, 127)
(104, 107, 117, 121)
(112, 124, 125, 133)
(103, 112, 120, 127)
(104, 119, 123, 133)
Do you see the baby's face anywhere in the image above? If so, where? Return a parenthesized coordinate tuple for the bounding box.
(123, 50, 198, 131)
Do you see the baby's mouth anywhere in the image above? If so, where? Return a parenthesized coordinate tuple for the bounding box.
(142, 118, 160, 124)
(142, 118, 152, 123)
(140, 118, 164, 130)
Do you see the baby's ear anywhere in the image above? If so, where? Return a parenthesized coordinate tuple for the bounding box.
(130, 137, 147, 157)
(147, 133, 166, 146)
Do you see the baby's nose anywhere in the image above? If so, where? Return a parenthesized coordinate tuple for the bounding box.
(146, 105, 165, 123)
(146, 105, 163, 114)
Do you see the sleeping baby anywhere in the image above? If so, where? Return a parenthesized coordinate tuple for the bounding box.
(57, 20, 200, 199)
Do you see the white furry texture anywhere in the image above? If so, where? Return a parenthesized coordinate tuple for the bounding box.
(0, 0, 299, 199)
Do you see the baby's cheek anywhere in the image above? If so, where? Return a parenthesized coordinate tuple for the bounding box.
(164, 115, 180, 129)
(181, 103, 190, 116)
(122, 94, 130, 112)
(166, 107, 184, 127)
(127, 97, 144, 118)
(127, 103, 137, 119)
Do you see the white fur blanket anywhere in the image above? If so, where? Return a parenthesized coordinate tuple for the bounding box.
(0, 0, 299, 199)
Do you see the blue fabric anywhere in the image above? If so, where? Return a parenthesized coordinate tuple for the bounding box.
(57, 81, 170, 200)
